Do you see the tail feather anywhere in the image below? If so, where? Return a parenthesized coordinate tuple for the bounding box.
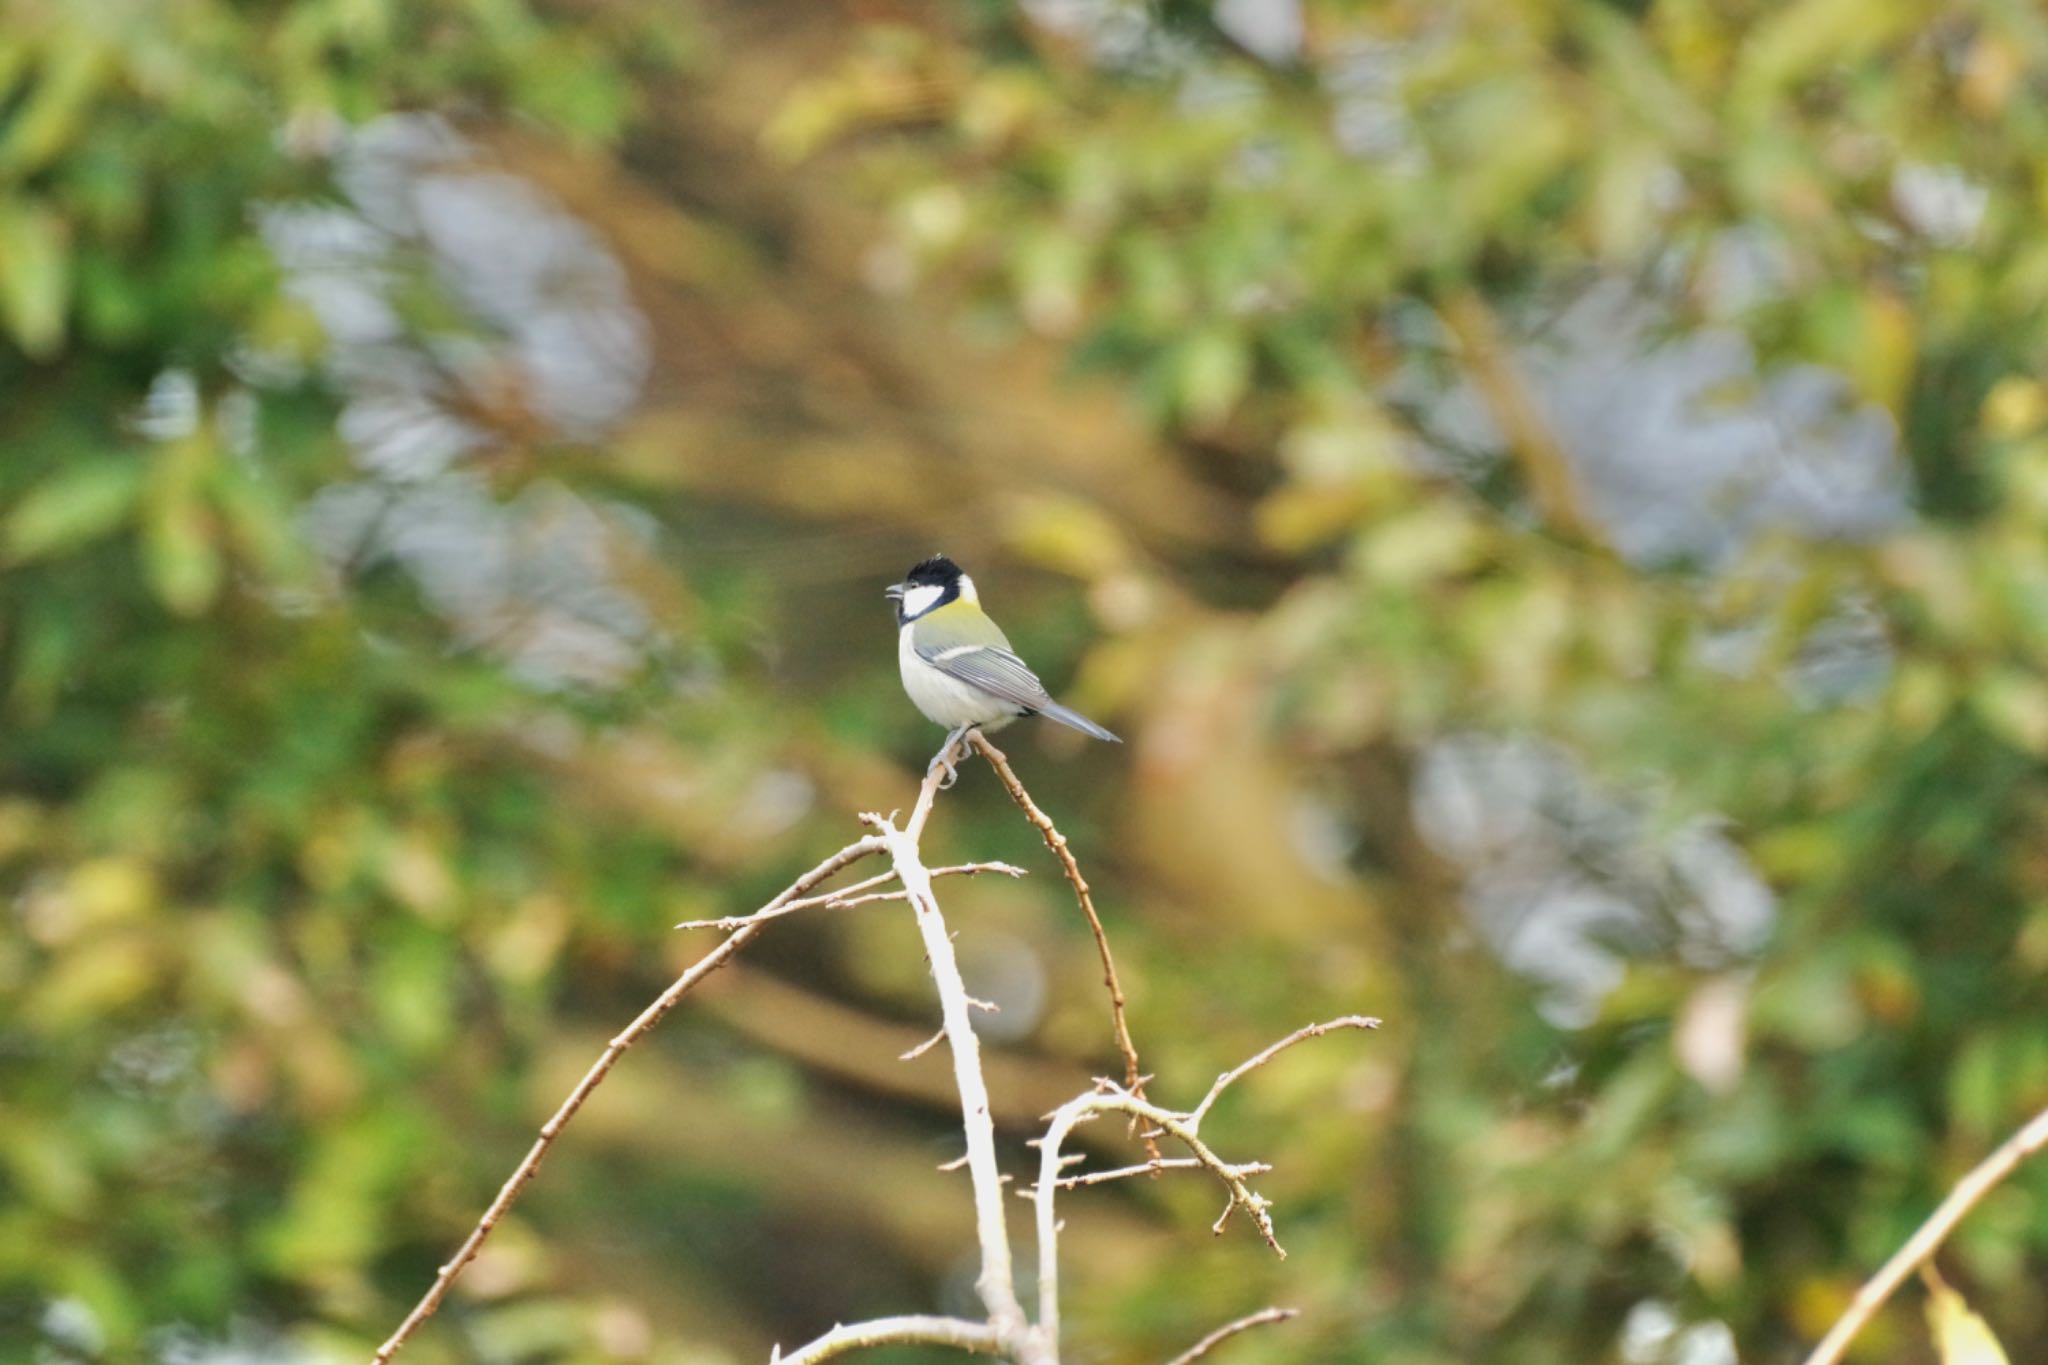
(1034, 699, 1121, 743)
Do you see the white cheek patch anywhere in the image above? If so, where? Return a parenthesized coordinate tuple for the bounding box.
(901, 583, 944, 617)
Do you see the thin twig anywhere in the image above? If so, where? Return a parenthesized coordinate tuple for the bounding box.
(968, 731, 1152, 1159)
(901, 1027, 947, 1062)
(1019, 1156, 1273, 1194)
(1800, 1101, 2048, 1365)
(823, 864, 1024, 913)
(772, 1313, 1006, 1364)
(373, 836, 888, 1363)
(674, 866, 899, 930)
(1191, 1016, 1381, 1125)
(675, 862, 1025, 931)
(1163, 1307, 1299, 1365)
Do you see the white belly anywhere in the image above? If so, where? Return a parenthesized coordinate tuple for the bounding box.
(899, 628, 1021, 730)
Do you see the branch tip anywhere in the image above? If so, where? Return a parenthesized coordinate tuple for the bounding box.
(1164, 1307, 1300, 1365)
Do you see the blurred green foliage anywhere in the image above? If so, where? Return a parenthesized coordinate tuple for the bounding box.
(6, 1, 2048, 1363)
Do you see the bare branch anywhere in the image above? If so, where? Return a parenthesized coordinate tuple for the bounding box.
(1040, 1015, 1376, 1358)
(1191, 1016, 1382, 1126)
(381, 719, 1365, 1365)
(1163, 1307, 1299, 1365)
(1800, 1101, 2048, 1365)
(1031, 1017, 1377, 1357)
(772, 1314, 1006, 1364)
(373, 836, 888, 1363)
(862, 730, 1046, 1360)
(968, 732, 1153, 1159)
(675, 862, 1025, 931)
(1036, 1086, 1278, 1347)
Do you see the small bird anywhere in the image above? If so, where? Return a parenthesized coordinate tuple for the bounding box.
(886, 555, 1119, 777)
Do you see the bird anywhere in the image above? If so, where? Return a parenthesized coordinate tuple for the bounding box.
(885, 554, 1119, 781)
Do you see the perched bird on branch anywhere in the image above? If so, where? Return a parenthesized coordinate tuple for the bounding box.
(885, 555, 1120, 772)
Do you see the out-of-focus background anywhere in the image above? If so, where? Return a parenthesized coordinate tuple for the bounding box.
(5, 1, 2048, 1361)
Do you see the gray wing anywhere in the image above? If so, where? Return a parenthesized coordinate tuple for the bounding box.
(918, 639, 1122, 742)
(917, 641, 1053, 713)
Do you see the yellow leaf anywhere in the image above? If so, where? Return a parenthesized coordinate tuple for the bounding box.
(2, 458, 142, 562)
(1590, 135, 1664, 259)
(65, 856, 159, 926)
(1737, 0, 1913, 105)
(142, 434, 224, 616)
(0, 200, 71, 357)
(1255, 483, 1371, 552)
(1961, 32, 2023, 119)
(1002, 491, 1132, 579)
(1972, 670, 2048, 755)
(1850, 290, 1915, 410)
(1982, 378, 2048, 439)
(378, 828, 458, 922)
(25, 930, 157, 1028)
(1174, 326, 1249, 428)
(1924, 1269, 2010, 1365)
(1357, 504, 1484, 587)
(141, 489, 223, 616)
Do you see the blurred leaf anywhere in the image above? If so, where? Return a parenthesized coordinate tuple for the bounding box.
(1971, 670, 2048, 755)
(1983, 379, 2048, 440)
(140, 437, 224, 616)
(1011, 226, 1089, 336)
(3, 457, 141, 562)
(1172, 326, 1251, 429)
(1257, 481, 1372, 552)
(24, 929, 157, 1028)
(1924, 1268, 2010, 1365)
(0, 200, 73, 357)
(0, 34, 106, 177)
(1736, 0, 1914, 105)
(0, 1115, 96, 1215)
(1002, 491, 1133, 579)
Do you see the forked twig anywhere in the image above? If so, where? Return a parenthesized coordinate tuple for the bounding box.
(1028, 1017, 1379, 1356)
(1800, 1101, 2048, 1365)
(674, 861, 1026, 931)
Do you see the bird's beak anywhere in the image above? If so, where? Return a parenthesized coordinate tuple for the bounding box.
(884, 583, 905, 603)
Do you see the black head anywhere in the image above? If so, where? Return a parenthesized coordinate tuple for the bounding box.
(909, 554, 964, 585)
(885, 554, 970, 623)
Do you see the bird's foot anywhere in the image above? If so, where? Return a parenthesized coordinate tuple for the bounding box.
(930, 725, 972, 789)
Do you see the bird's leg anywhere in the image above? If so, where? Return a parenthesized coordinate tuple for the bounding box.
(930, 725, 972, 789)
